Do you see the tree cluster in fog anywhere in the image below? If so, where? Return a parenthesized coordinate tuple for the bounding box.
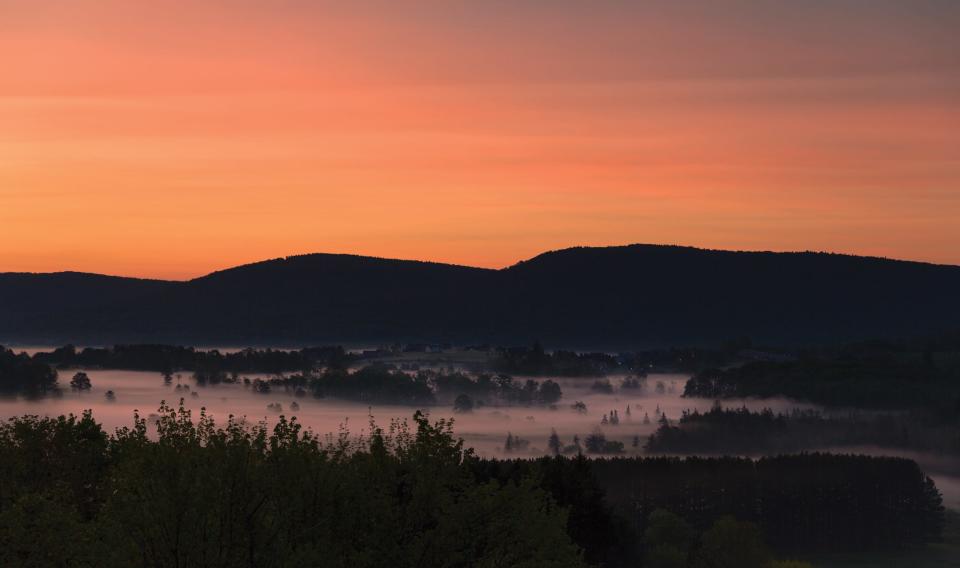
(211, 365, 566, 408)
(645, 404, 960, 456)
(490, 341, 745, 377)
(684, 333, 960, 410)
(0, 347, 58, 397)
(492, 343, 623, 376)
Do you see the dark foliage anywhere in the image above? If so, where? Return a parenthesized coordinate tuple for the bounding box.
(32, 344, 354, 375)
(645, 404, 960, 455)
(69, 372, 92, 391)
(492, 343, 621, 376)
(591, 454, 944, 553)
(584, 430, 625, 454)
(453, 394, 474, 413)
(0, 407, 584, 567)
(0, 406, 946, 566)
(590, 379, 614, 394)
(684, 341, 960, 409)
(274, 367, 564, 407)
(471, 455, 638, 567)
(308, 365, 436, 405)
(428, 369, 564, 405)
(0, 347, 58, 397)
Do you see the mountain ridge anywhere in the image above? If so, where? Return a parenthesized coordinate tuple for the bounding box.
(9, 244, 956, 282)
(3, 244, 959, 348)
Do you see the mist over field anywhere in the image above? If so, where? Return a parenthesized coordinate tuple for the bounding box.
(5, 362, 958, 512)
(2, 369, 708, 455)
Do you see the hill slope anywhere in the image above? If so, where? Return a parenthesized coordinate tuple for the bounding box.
(2, 245, 959, 347)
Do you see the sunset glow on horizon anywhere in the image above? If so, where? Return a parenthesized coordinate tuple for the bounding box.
(2, 0, 958, 279)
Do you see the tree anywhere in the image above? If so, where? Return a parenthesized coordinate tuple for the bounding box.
(453, 393, 474, 413)
(692, 516, 770, 568)
(591, 380, 613, 394)
(584, 429, 623, 454)
(539, 380, 563, 404)
(0, 493, 97, 567)
(547, 429, 562, 455)
(643, 509, 696, 568)
(69, 372, 92, 391)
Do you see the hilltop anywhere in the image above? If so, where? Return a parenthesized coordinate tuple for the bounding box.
(3, 244, 959, 348)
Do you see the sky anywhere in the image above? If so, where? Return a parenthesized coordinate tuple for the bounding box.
(1, 0, 958, 279)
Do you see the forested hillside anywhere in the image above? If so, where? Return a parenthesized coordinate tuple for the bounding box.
(4, 245, 960, 347)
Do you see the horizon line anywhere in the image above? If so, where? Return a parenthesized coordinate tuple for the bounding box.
(3, 242, 958, 282)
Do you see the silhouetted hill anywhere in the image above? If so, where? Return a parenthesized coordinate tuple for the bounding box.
(130, 254, 500, 344)
(2, 245, 959, 348)
(0, 272, 176, 343)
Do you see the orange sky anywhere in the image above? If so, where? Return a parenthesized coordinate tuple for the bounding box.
(1, 0, 958, 279)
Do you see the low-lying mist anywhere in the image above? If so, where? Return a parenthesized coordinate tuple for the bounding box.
(3, 368, 958, 508)
(0, 370, 811, 456)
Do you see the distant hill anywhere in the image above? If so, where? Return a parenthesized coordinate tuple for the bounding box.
(2, 245, 960, 348)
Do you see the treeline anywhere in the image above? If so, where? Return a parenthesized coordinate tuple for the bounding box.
(683, 333, 960, 409)
(245, 366, 563, 407)
(31, 344, 354, 374)
(620, 343, 749, 374)
(684, 358, 960, 409)
(0, 407, 944, 567)
(492, 344, 622, 376)
(490, 343, 742, 376)
(26, 342, 743, 380)
(590, 454, 944, 553)
(429, 369, 562, 406)
(0, 347, 58, 397)
(645, 405, 960, 455)
(0, 347, 565, 408)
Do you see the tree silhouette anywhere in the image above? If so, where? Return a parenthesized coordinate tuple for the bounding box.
(548, 429, 563, 455)
(453, 393, 474, 413)
(69, 372, 92, 391)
